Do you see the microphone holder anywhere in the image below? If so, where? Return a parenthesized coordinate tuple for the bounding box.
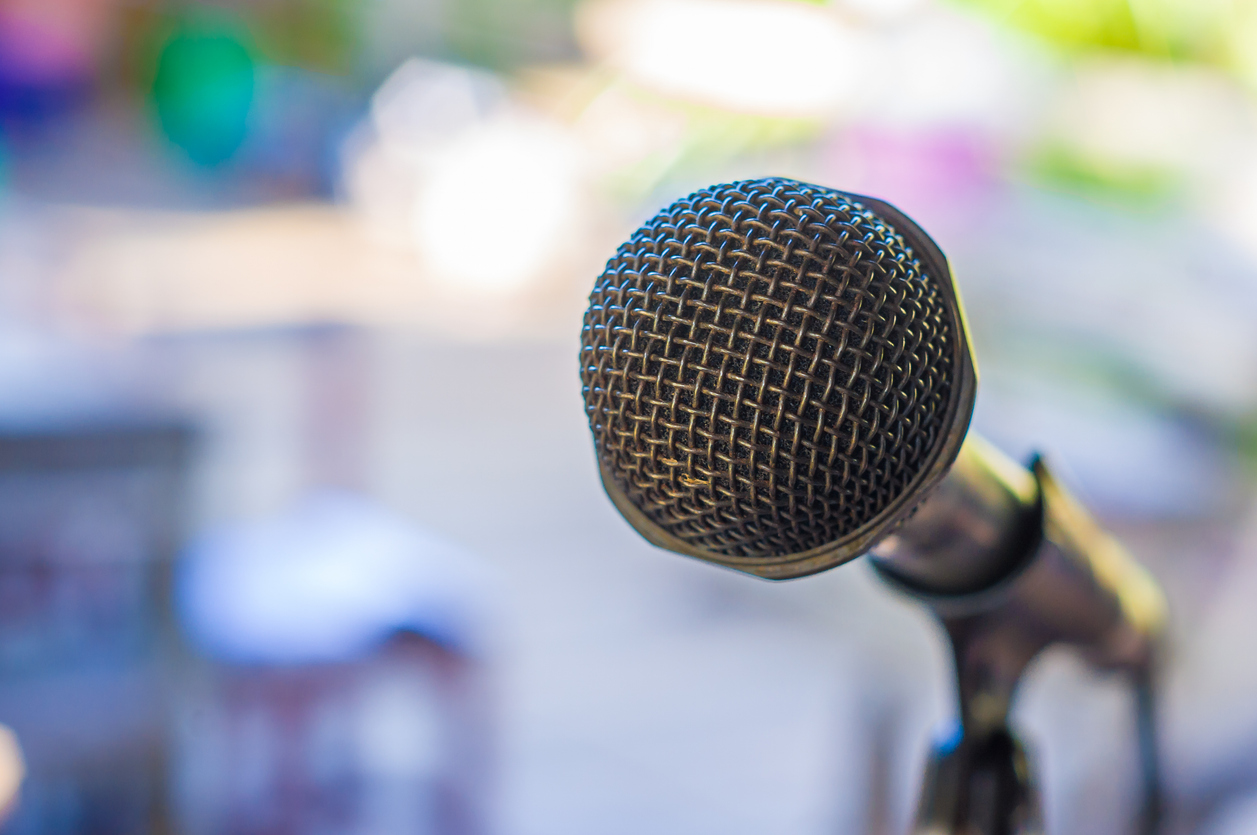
(876, 455, 1164, 835)
(910, 602, 1048, 835)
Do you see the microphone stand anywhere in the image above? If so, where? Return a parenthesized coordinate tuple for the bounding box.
(874, 451, 1166, 835)
(911, 598, 1048, 835)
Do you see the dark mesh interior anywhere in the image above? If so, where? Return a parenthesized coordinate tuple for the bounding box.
(580, 178, 955, 558)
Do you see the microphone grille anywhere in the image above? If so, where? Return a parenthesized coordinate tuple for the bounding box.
(581, 178, 971, 577)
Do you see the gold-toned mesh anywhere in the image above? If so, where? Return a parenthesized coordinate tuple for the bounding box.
(581, 179, 955, 558)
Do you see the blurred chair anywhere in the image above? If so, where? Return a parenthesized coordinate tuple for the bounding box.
(176, 490, 495, 835)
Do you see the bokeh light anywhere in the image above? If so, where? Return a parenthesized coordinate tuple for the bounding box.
(413, 117, 581, 293)
(578, 0, 869, 117)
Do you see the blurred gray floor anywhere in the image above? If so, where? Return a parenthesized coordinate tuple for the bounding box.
(169, 331, 953, 835)
(162, 331, 1224, 835)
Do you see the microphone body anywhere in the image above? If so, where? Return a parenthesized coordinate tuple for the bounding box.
(580, 178, 1167, 834)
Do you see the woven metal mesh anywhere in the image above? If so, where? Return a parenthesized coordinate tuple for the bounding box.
(581, 178, 956, 559)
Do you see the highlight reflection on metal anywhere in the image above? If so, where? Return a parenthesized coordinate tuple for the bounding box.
(872, 436, 1040, 598)
(580, 178, 976, 578)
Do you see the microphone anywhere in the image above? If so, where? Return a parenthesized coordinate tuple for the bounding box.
(580, 174, 1164, 656)
(580, 177, 1167, 832)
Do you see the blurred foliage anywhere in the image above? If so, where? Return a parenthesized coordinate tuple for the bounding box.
(151, 20, 256, 166)
(130, 0, 359, 168)
(117, 0, 357, 92)
(951, 0, 1219, 59)
(952, 0, 1257, 90)
(947, 0, 1257, 202)
(445, 0, 582, 68)
(1024, 143, 1180, 208)
(1235, 415, 1257, 476)
(249, 0, 359, 75)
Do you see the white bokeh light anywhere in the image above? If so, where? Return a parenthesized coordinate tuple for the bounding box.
(578, 0, 870, 117)
(341, 59, 587, 298)
(413, 117, 581, 294)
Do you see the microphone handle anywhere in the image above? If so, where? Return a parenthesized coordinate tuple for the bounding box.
(871, 434, 1040, 599)
(871, 433, 1166, 676)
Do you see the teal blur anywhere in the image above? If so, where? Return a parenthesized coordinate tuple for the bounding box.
(151, 24, 255, 167)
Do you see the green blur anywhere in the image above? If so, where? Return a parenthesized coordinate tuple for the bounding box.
(151, 23, 256, 166)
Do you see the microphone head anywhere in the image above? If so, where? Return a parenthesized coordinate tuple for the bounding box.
(580, 178, 976, 579)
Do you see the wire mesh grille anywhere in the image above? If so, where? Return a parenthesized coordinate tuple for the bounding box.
(580, 178, 956, 559)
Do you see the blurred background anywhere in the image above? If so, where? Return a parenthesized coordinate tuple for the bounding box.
(1, 0, 1257, 833)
